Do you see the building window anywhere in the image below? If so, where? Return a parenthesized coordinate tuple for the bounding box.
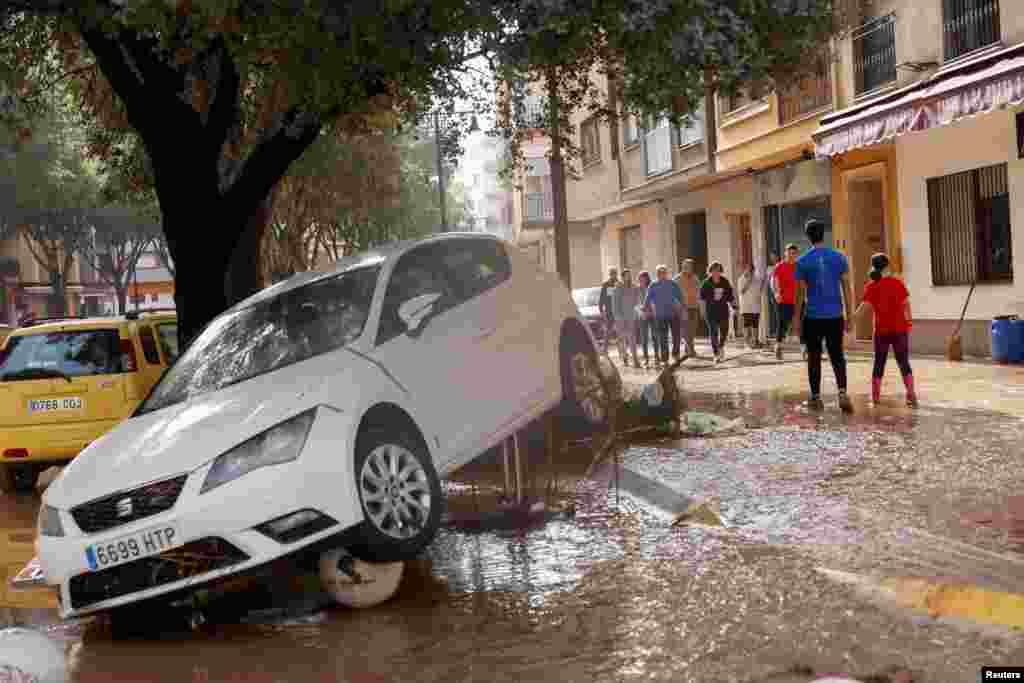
(853, 13, 897, 95)
(580, 117, 601, 166)
(943, 0, 1000, 62)
(777, 53, 833, 125)
(518, 93, 546, 128)
(622, 115, 640, 147)
(642, 116, 672, 177)
(928, 163, 1012, 285)
(723, 82, 768, 114)
(150, 293, 159, 302)
(675, 104, 705, 147)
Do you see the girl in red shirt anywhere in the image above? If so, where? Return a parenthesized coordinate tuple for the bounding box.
(854, 253, 917, 406)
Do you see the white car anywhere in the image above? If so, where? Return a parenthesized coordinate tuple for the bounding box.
(35, 233, 610, 619)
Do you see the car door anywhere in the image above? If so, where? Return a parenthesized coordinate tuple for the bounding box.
(370, 242, 487, 468)
(438, 239, 530, 446)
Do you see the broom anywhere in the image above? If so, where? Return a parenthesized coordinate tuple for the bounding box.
(945, 279, 976, 361)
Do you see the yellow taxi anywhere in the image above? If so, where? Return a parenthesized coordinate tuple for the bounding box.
(0, 310, 178, 493)
(0, 325, 10, 347)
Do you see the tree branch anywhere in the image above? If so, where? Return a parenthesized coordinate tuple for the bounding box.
(223, 107, 323, 214)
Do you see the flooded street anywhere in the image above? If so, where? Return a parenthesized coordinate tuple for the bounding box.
(5, 356, 1024, 681)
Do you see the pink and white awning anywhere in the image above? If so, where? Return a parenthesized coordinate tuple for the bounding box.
(815, 47, 1024, 157)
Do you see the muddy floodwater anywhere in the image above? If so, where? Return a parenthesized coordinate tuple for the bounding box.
(5, 375, 1024, 681)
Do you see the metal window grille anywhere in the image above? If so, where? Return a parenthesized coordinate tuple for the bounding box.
(778, 55, 833, 125)
(927, 163, 1013, 285)
(943, 0, 1000, 61)
(581, 118, 601, 165)
(853, 14, 897, 95)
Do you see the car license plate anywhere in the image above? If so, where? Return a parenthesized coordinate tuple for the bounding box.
(85, 523, 180, 572)
(28, 397, 83, 414)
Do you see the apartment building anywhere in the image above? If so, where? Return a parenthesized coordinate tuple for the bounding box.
(511, 0, 1024, 357)
(819, 0, 1024, 355)
(0, 235, 107, 324)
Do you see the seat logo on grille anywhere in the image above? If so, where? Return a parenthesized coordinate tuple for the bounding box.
(115, 498, 133, 519)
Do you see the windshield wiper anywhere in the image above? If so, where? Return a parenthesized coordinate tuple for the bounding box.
(1, 367, 74, 383)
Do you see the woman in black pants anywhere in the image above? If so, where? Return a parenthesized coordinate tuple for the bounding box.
(635, 271, 653, 368)
(699, 262, 735, 365)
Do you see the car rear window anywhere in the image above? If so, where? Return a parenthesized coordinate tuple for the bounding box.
(156, 323, 179, 362)
(138, 326, 161, 364)
(0, 329, 126, 381)
(573, 288, 601, 308)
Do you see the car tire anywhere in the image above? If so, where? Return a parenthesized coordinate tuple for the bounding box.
(0, 464, 38, 495)
(348, 428, 442, 563)
(559, 325, 613, 436)
(318, 547, 404, 609)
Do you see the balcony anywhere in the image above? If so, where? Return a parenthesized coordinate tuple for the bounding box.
(524, 192, 553, 221)
(943, 0, 1000, 62)
(853, 14, 897, 96)
(778, 56, 833, 125)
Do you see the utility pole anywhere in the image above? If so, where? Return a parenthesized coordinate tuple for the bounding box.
(434, 111, 449, 233)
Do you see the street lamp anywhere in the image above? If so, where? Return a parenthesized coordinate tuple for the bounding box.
(429, 110, 479, 233)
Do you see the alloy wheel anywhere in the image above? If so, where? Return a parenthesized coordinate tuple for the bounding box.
(359, 444, 433, 540)
(570, 352, 608, 424)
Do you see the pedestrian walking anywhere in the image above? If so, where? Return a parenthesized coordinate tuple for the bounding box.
(598, 267, 619, 353)
(737, 260, 766, 349)
(675, 259, 701, 359)
(794, 219, 854, 412)
(771, 244, 800, 360)
(854, 253, 917, 407)
(766, 253, 781, 341)
(611, 269, 642, 368)
(699, 262, 735, 364)
(644, 265, 682, 366)
(635, 271, 654, 368)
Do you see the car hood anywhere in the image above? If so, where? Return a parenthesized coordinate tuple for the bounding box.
(44, 360, 334, 509)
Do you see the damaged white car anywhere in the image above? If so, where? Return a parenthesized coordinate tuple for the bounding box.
(33, 233, 610, 619)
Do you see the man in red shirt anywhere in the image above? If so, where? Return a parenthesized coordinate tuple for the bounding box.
(771, 243, 799, 360)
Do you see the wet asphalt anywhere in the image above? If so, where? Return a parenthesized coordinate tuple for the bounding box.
(3, 349, 1024, 681)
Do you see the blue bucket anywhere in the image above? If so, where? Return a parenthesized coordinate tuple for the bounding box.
(1011, 319, 1024, 363)
(992, 316, 1017, 364)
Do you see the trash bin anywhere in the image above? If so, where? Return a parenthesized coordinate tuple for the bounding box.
(992, 315, 1017, 364)
(1012, 318, 1024, 364)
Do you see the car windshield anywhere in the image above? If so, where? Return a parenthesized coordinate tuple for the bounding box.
(573, 288, 601, 308)
(0, 329, 125, 381)
(137, 265, 380, 415)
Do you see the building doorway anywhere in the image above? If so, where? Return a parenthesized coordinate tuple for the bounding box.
(620, 225, 643, 273)
(844, 163, 888, 341)
(675, 212, 708, 275)
(676, 211, 709, 336)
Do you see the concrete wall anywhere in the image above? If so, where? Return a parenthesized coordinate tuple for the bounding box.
(896, 108, 1024, 324)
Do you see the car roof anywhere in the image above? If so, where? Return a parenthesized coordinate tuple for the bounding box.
(225, 232, 506, 314)
(10, 311, 177, 336)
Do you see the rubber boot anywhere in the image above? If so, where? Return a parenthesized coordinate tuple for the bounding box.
(871, 377, 881, 404)
(903, 374, 917, 407)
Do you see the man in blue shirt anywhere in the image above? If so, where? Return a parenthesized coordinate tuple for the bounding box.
(794, 219, 854, 413)
(643, 264, 683, 366)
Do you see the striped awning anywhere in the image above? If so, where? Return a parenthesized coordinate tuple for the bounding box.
(815, 44, 1024, 157)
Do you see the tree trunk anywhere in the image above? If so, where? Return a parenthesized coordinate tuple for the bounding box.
(114, 284, 127, 315)
(546, 69, 572, 290)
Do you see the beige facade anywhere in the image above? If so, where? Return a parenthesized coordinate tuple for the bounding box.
(821, 0, 1024, 356)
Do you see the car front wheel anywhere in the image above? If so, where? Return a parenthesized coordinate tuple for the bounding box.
(559, 326, 613, 435)
(348, 428, 442, 563)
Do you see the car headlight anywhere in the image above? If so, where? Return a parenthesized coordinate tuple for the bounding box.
(38, 504, 64, 538)
(200, 409, 317, 494)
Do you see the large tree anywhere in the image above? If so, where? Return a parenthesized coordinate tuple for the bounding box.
(0, 1, 494, 345)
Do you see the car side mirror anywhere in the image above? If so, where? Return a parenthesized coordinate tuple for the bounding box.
(397, 292, 443, 337)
